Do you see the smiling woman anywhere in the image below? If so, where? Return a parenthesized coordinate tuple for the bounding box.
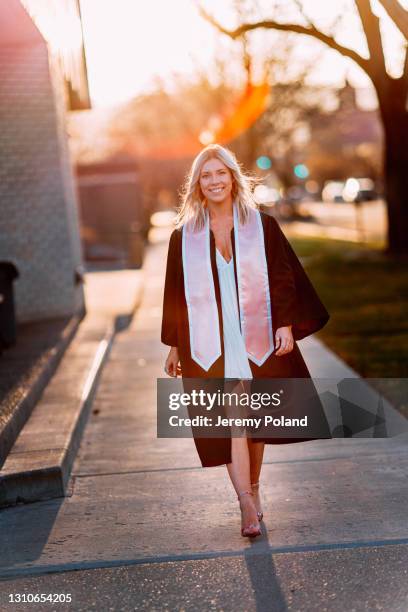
(161, 143, 331, 538)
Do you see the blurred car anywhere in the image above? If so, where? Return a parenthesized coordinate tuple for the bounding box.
(343, 178, 378, 203)
(322, 181, 345, 203)
(323, 178, 379, 204)
(355, 178, 378, 202)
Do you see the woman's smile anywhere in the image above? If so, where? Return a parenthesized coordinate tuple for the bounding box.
(208, 186, 226, 197)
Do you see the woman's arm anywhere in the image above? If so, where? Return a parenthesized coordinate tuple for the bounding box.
(274, 325, 294, 356)
(164, 346, 181, 377)
(265, 213, 330, 340)
(161, 229, 180, 347)
(268, 217, 329, 340)
(266, 215, 297, 331)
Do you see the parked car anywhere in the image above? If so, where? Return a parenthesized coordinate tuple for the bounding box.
(354, 178, 378, 202)
(343, 178, 378, 203)
(323, 178, 379, 204)
(322, 181, 345, 203)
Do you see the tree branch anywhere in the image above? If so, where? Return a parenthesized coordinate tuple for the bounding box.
(292, 0, 314, 27)
(199, 7, 371, 75)
(355, 0, 386, 80)
(378, 0, 408, 39)
(402, 43, 408, 80)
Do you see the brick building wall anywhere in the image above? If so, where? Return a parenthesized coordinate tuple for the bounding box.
(0, 15, 85, 322)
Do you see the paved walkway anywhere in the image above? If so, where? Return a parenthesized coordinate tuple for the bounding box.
(0, 234, 407, 611)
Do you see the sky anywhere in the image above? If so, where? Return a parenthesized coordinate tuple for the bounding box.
(78, 0, 407, 108)
(79, 0, 225, 106)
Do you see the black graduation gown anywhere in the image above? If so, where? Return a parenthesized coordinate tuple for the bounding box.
(161, 211, 331, 467)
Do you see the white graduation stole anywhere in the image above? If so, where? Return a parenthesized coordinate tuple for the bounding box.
(182, 205, 274, 371)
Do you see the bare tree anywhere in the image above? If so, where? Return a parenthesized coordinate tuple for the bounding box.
(200, 0, 408, 255)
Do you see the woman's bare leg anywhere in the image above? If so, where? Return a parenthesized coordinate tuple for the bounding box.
(224, 380, 259, 532)
(226, 438, 259, 531)
(226, 437, 251, 496)
(247, 438, 264, 484)
(247, 438, 265, 516)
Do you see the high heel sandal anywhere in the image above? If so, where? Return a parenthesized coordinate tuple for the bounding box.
(237, 490, 261, 538)
(251, 481, 264, 522)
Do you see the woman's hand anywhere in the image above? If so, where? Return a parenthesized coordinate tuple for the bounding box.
(165, 346, 181, 377)
(275, 326, 294, 356)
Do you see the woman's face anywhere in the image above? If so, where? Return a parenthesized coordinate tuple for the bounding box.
(199, 158, 233, 205)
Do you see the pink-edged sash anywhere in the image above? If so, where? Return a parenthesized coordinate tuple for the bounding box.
(182, 206, 274, 371)
(233, 206, 274, 365)
(182, 215, 222, 371)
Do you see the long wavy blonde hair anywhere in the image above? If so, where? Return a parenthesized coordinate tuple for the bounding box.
(175, 144, 258, 230)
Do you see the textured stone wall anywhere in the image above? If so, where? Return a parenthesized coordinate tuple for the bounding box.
(0, 40, 85, 322)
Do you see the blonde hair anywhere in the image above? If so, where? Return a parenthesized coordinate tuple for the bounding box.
(175, 144, 258, 230)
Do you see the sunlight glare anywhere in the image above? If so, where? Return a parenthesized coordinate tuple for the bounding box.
(79, 0, 408, 107)
(80, 0, 232, 106)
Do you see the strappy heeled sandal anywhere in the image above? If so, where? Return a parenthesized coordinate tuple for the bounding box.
(251, 481, 264, 522)
(237, 490, 261, 538)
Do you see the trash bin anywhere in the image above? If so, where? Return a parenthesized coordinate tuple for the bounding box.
(0, 262, 19, 350)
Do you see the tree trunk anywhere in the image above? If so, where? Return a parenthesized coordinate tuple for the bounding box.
(378, 85, 408, 255)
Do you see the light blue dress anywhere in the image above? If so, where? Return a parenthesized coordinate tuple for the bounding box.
(216, 249, 253, 379)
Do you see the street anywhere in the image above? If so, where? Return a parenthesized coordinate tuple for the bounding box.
(286, 200, 386, 244)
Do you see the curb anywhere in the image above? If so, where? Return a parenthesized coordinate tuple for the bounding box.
(0, 327, 114, 507)
(0, 280, 144, 508)
(0, 314, 83, 469)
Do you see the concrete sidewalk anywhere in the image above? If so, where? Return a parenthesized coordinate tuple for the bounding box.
(0, 235, 407, 611)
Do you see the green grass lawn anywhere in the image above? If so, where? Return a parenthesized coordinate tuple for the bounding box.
(288, 236, 408, 417)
